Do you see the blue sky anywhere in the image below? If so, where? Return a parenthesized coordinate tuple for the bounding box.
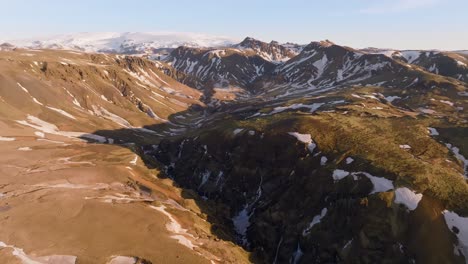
(1, 0, 467, 50)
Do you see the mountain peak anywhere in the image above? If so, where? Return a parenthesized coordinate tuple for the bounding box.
(236, 37, 300, 63)
(239, 37, 265, 46)
(239, 37, 281, 47)
(312, 39, 335, 47)
(243, 36, 256, 41)
(302, 40, 339, 52)
(321, 39, 335, 46)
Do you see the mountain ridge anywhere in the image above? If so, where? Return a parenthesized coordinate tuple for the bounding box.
(4, 32, 239, 54)
(0, 35, 467, 264)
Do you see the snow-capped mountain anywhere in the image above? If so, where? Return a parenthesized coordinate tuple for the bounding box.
(165, 38, 460, 101)
(235, 37, 303, 63)
(4, 32, 238, 54)
(271, 41, 415, 91)
(163, 37, 308, 98)
(361, 48, 468, 82)
(165, 45, 276, 93)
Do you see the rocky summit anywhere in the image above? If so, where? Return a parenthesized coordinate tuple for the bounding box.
(0, 32, 467, 264)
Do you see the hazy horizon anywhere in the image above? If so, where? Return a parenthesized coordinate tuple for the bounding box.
(1, 0, 467, 50)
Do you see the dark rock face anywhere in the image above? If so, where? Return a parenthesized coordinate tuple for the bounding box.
(237, 37, 300, 63)
(145, 128, 464, 264)
(165, 46, 276, 93)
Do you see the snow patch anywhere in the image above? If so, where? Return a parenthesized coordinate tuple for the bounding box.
(233, 206, 251, 244)
(288, 132, 316, 152)
(80, 134, 108, 143)
(456, 60, 467, 67)
(332, 169, 350, 181)
(446, 143, 468, 178)
(92, 105, 131, 128)
(331, 170, 394, 193)
(130, 155, 138, 165)
(46, 106, 76, 120)
(271, 103, 324, 115)
(232, 175, 263, 246)
(16, 115, 108, 143)
(406, 78, 419, 87)
(86, 193, 152, 203)
(34, 131, 45, 138)
(108, 256, 136, 264)
(384, 95, 401, 103)
(351, 94, 364, 99)
(359, 172, 394, 194)
(233, 128, 244, 135)
(198, 171, 211, 189)
(400, 51, 422, 64)
(149, 205, 196, 250)
(0, 241, 77, 264)
(0, 136, 15, 141)
(443, 210, 468, 259)
(288, 132, 311, 144)
(37, 182, 107, 190)
(17, 82, 44, 106)
(100, 95, 111, 102)
(37, 139, 67, 145)
(320, 156, 328, 166)
(302, 208, 327, 236)
(17, 82, 29, 93)
(17, 147, 32, 151)
(312, 54, 328, 79)
(428, 127, 439, 136)
(343, 239, 353, 250)
(440, 100, 454, 106)
(394, 187, 423, 211)
(290, 243, 303, 264)
(419, 108, 436, 114)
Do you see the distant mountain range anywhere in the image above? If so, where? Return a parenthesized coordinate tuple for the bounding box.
(2, 32, 238, 54)
(2, 33, 467, 104)
(161, 36, 468, 102)
(3, 32, 466, 56)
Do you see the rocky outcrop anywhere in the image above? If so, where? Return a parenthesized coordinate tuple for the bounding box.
(146, 124, 464, 263)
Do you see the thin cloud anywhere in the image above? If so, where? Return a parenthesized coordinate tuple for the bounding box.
(360, 0, 441, 14)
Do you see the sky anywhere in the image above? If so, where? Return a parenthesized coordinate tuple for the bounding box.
(0, 0, 467, 50)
